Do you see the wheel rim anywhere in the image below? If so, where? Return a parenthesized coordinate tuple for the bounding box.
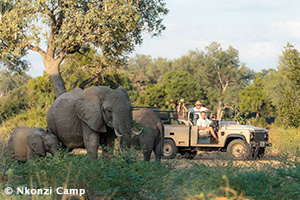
(164, 143, 173, 157)
(231, 143, 246, 158)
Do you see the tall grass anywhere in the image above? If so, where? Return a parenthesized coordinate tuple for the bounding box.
(0, 148, 300, 199)
(269, 125, 300, 156)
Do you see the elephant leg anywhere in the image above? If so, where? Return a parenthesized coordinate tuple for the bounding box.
(143, 149, 152, 162)
(82, 123, 100, 159)
(26, 146, 34, 160)
(100, 127, 116, 154)
(154, 143, 162, 162)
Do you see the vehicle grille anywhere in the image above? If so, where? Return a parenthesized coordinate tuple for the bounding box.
(254, 131, 265, 141)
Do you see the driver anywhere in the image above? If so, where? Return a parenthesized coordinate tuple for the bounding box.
(197, 111, 218, 143)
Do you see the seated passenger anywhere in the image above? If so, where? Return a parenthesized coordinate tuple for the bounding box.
(210, 114, 219, 135)
(197, 111, 218, 142)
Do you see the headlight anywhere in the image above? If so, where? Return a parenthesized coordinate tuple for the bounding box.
(250, 131, 255, 140)
(264, 130, 269, 140)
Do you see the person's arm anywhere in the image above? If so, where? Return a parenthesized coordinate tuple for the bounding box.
(177, 105, 180, 113)
(183, 104, 188, 112)
(197, 120, 208, 130)
(200, 107, 209, 112)
(198, 126, 208, 130)
(207, 119, 212, 126)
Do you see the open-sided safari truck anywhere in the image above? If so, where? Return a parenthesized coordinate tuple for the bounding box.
(155, 110, 272, 160)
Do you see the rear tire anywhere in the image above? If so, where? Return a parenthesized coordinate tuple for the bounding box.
(226, 139, 251, 160)
(163, 139, 177, 159)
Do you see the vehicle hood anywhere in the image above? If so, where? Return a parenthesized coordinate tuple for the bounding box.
(222, 125, 266, 131)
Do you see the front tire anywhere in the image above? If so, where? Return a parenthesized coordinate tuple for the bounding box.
(257, 147, 265, 159)
(226, 139, 251, 160)
(163, 139, 177, 159)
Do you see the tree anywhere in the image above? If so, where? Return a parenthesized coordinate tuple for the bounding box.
(276, 44, 300, 128)
(138, 71, 207, 109)
(239, 78, 274, 118)
(0, 0, 168, 97)
(0, 69, 30, 96)
(197, 42, 253, 120)
(172, 50, 204, 75)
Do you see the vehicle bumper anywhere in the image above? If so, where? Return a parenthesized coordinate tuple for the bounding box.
(250, 141, 272, 148)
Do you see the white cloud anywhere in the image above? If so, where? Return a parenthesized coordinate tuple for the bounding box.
(242, 42, 279, 61)
(224, 0, 288, 11)
(272, 20, 300, 39)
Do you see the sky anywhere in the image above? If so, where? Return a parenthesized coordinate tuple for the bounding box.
(27, 0, 300, 77)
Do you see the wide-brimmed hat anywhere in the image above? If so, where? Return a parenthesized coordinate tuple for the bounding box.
(195, 100, 202, 105)
(180, 99, 185, 102)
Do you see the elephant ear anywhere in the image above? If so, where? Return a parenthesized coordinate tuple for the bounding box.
(117, 86, 130, 100)
(75, 87, 107, 132)
(27, 131, 46, 157)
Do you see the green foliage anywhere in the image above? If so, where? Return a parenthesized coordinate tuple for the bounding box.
(1, 149, 174, 199)
(277, 89, 300, 128)
(138, 71, 207, 109)
(0, 0, 168, 61)
(284, 44, 300, 88)
(138, 83, 166, 108)
(0, 0, 168, 97)
(197, 42, 254, 119)
(276, 44, 300, 128)
(0, 69, 30, 95)
(123, 54, 173, 95)
(1, 148, 300, 199)
(239, 78, 274, 118)
(246, 116, 269, 129)
(0, 85, 30, 124)
(269, 126, 300, 155)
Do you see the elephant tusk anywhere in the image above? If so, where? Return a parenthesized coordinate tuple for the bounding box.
(132, 128, 144, 136)
(114, 129, 122, 137)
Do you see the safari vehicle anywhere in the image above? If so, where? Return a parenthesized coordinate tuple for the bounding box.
(155, 110, 272, 160)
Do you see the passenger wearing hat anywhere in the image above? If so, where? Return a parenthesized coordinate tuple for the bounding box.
(189, 100, 209, 115)
(177, 98, 188, 120)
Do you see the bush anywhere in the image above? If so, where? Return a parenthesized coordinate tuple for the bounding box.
(1, 148, 300, 199)
(246, 116, 269, 129)
(269, 126, 300, 155)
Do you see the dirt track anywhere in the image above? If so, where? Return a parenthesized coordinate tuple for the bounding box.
(72, 148, 286, 169)
(178, 151, 284, 169)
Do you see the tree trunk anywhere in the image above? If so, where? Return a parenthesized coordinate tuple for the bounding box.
(43, 58, 66, 97)
(256, 112, 260, 119)
(217, 100, 223, 120)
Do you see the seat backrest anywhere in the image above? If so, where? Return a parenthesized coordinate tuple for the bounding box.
(155, 112, 171, 124)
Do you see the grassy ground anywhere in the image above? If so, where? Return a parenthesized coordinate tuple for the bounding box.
(0, 146, 299, 200)
(0, 122, 300, 199)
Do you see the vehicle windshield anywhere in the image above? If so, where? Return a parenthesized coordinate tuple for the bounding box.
(220, 121, 237, 126)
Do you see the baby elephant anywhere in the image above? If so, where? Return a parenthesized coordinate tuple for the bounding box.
(6, 125, 59, 161)
(132, 108, 164, 162)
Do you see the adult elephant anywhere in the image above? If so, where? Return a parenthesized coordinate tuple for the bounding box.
(47, 86, 136, 159)
(132, 108, 164, 162)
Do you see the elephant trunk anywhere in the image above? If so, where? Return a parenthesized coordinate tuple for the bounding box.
(120, 133, 131, 148)
(113, 112, 132, 148)
(50, 148, 58, 156)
